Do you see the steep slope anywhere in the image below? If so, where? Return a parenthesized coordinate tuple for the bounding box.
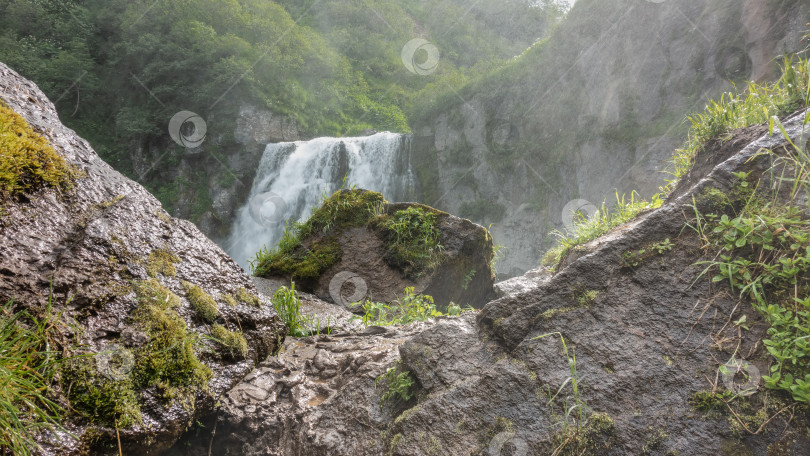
(175, 108, 810, 454)
(0, 63, 285, 455)
(409, 0, 809, 276)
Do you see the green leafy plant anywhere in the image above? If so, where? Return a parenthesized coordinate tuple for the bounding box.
(352, 287, 443, 326)
(375, 360, 415, 408)
(271, 283, 332, 337)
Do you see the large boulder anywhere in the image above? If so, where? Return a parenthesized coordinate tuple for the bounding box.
(0, 63, 285, 455)
(252, 189, 496, 309)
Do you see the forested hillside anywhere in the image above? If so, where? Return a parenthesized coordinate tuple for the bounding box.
(0, 0, 565, 175)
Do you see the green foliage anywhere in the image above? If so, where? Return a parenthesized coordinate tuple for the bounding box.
(666, 57, 810, 191)
(181, 281, 219, 323)
(271, 283, 330, 337)
(353, 287, 444, 326)
(621, 238, 673, 269)
(375, 360, 415, 408)
(0, 302, 64, 455)
(543, 192, 665, 269)
(145, 248, 181, 278)
(210, 324, 248, 360)
(379, 206, 445, 278)
(0, 100, 74, 199)
(220, 293, 238, 307)
(131, 279, 212, 402)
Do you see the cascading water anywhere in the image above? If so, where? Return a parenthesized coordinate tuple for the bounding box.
(226, 132, 416, 270)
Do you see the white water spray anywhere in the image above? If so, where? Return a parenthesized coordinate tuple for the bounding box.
(226, 132, 415, 270)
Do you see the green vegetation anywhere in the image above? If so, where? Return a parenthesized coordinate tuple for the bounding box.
(252, 189, 448, 281)
(131, 279, 212, 403)
(181, 281, 219, 323)
(145, 249, 181, 277)
(686, 57, 810, 404)
(379, 206, 445, 278)
(375, 360, 415, 408)
(210, 324, 248, 360)
(542, 192, 664, 269)
(235, 287, 260, 307)
(220, 293, 238, 307)
(532, 332, 614, 454)
(666, 57, 810, 190)
(0, 100, 74, 199)
(621, 238, 673, 269)
(271, 283, 330, 337)
(62, 356, 142, 428)
(353, 287, 444, 326)
(0, 302, 64, 455)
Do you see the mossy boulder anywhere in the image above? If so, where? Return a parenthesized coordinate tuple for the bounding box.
(0, 63, 285, 454)
(253, 188, 496, 309)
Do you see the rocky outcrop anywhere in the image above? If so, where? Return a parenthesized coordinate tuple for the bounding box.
(410, 0, 809, 277)
(175, 111, 810, 455)
(0, 63, 286, 455)
(252, 189, 496, 309)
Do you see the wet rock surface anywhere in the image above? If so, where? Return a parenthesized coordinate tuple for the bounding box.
(176, 112, 810, 455)
(0, 63, 286, 455)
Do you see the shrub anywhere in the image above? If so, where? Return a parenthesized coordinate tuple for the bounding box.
(271, 283, 325, 337)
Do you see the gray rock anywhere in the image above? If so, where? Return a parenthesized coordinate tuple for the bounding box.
(0, 63, 286, 455)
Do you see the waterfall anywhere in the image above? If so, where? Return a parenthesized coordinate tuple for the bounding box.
(226, 132, 415, 270)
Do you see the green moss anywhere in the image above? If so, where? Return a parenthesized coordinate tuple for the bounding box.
(0, 100, 75, 199)
(210, 324, 248, 359)
(236, 287, 261, 307)
(299, 188, 386, 237)
(642, 428, 669, 454)
(377, 206, 445, 279)
(131, 279, 212, 402)
(61, 357, 141, 428)
(690, 390, 730, 414)
(181, 281, 219, 323)
(145, 249, 181, 277)
(221, 293, 238, 307)
(253, 236, 342, 280)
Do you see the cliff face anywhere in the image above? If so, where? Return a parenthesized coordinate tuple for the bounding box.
(0, 63, 286, 455)
(410, 0, 809, 277)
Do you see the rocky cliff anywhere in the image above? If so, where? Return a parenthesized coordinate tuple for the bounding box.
(410, 0, 809, 277)
(0, 63, 286, 455)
